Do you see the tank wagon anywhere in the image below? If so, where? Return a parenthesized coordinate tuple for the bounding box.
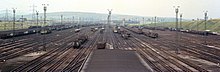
(72, 35, 88, 48)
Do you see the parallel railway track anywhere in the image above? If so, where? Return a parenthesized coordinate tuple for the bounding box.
(1, 25, 220, 71)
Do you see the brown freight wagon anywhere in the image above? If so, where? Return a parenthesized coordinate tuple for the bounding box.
(97, 42, 106, 49)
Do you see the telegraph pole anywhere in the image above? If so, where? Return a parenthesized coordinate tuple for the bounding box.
(174, 6, 180, 54)
(42, 4, 48, 50)
(204, 11, 208, 45)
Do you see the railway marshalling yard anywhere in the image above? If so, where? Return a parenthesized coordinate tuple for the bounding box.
(0, 25, 220, 72)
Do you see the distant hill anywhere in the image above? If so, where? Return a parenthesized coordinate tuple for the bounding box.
(147, 19, 220, 32)
(0, 11, 176, 22)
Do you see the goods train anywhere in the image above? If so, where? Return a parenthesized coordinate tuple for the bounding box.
(72, 35, 88, 48)
(180, 29, 213, 36)
(0, 25, 73, 39)
(144, 27, 166, 31)
(167, 27, 218, 36)
(143, 26, 218, 36)
(146, 26, 217, 36)
(124, 26, 159, 38)
(0, 28, 40, 39)
(125, 27, 143, 34)
(143, 32, 159, 38)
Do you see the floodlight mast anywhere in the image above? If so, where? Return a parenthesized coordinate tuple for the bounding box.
(36, 11, 39, 28)
(196, 18, 199, 31)
(174, 6, 180, 54)
(154, 16, 157, 30)
(42, 4, 49, 27)
(204, 11, 208, 45)
(35, 11, 39, 52)
(107, 9, 112, 25)
(21, 15, 24, 29)
(4, 9, 9, 30)
(180, 14, 183, 30)
(72, 16, 74, 25)
(30, 4, 37, 26)
(42, 4, 49, 50)
(61, 15, 63, 25)
(12, 8, 16, 43)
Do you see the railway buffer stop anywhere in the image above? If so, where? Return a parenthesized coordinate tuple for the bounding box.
(79, 49, 153, 72)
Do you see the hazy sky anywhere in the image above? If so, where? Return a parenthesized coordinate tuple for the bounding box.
(0, 0, 219, 19)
